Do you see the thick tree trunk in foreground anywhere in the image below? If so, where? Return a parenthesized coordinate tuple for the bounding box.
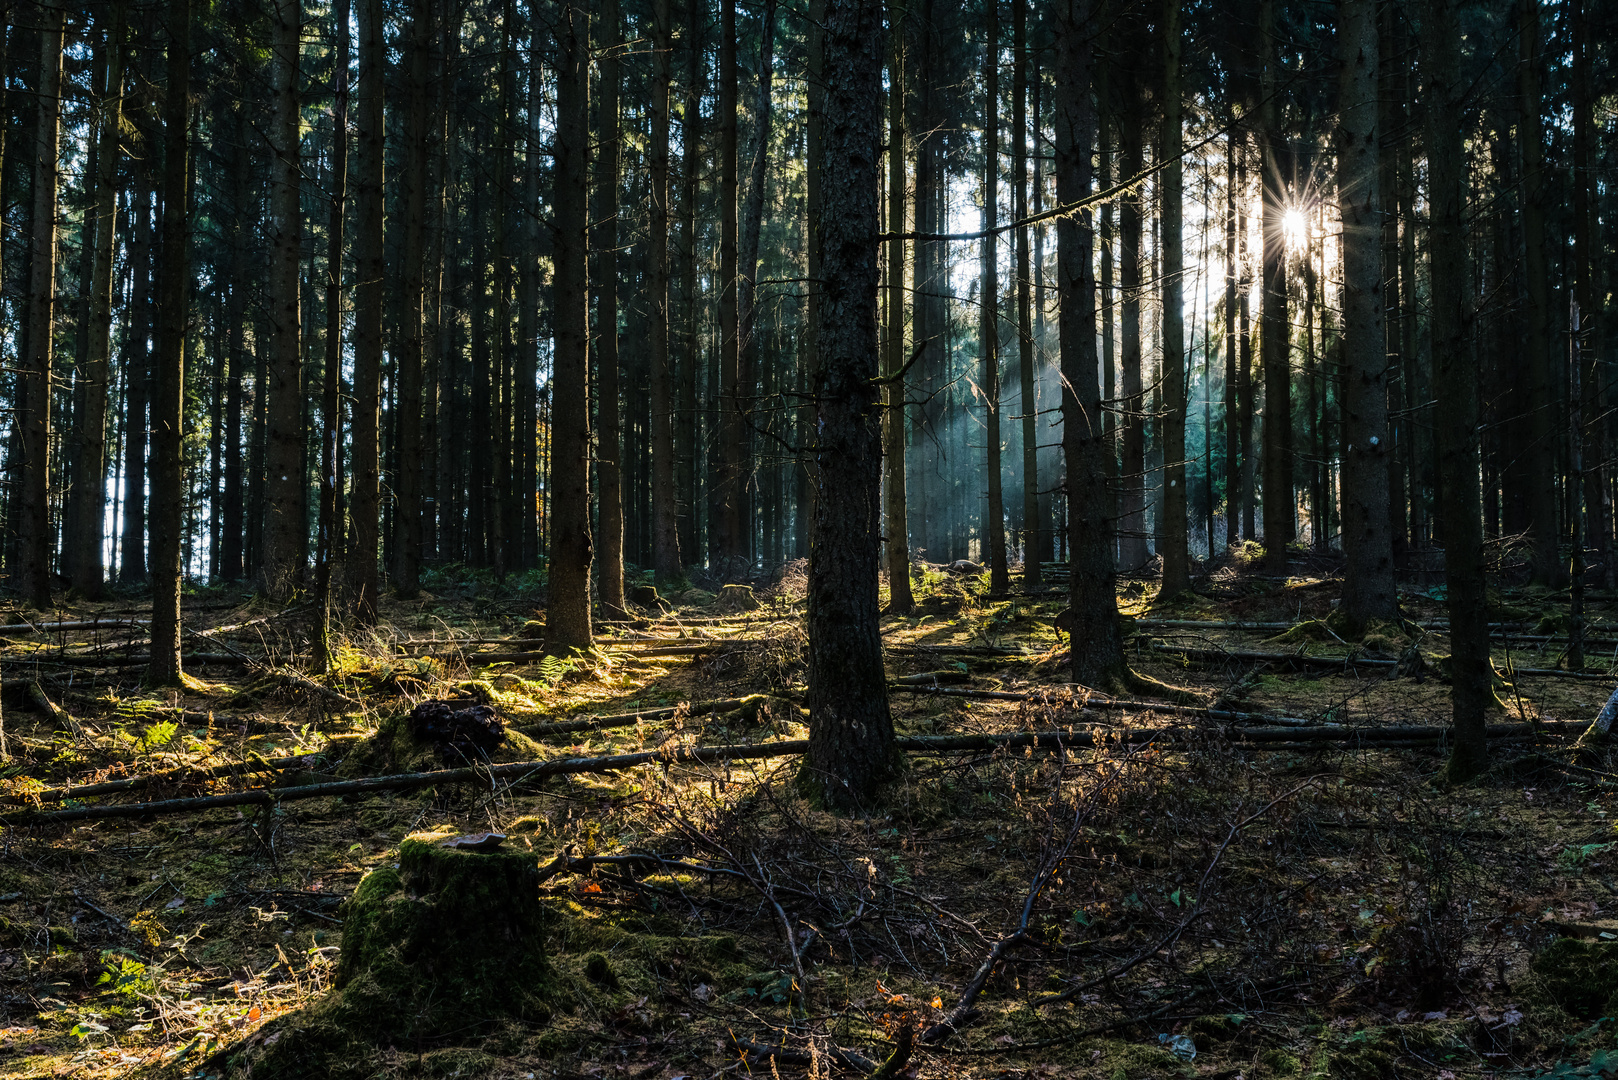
(1336, 0, 1395, 632)
(802, 0, 899, 812)
(148, 0, 191, 686)
(1159, 0, 1188, 597)
(597, 0, 627, 613)
(261, 0, 304, 600)
(19, 6, 64, 610)
(350, 0, 385, 622)
(1056, 0, 1126, 687)
(883, 2, 913, 613)
(1424, 0, 1489, 780)
(67, 4, 124, 600)
(547, 0, 594, 656)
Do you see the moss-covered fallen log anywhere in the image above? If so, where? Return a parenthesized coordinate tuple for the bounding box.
(1, 751, 339, 805)
(3, 723, 1582, 828)
(517, 694, 786, 738)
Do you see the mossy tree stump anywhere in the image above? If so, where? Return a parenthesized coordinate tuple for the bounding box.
(336, 834, 552, 1039)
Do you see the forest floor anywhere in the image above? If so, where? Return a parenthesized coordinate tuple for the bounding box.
(4, 551, 1618, 1080)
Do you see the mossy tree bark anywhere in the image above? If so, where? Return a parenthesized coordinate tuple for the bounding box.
(801, 0, 901, 813)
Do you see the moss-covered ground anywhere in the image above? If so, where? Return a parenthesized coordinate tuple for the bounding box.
(3, 556, 1618, 1078)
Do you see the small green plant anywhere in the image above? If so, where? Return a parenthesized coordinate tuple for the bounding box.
(97, 952, 155, 1001)
(140, 720, 178, 752)
(535, 653, 577, 688)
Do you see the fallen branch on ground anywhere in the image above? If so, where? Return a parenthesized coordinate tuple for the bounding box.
(518, 694, 785, 737)
(2, 751, 339, 805)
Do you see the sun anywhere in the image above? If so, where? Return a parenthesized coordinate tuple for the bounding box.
(1282, 208, 1308, 251)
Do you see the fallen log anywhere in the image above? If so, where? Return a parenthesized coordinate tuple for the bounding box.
(1149, 643, 1618, 681)
(1, 751, 338, 806)
(3, 723, 1576, 828)
(0, 618, 148, 634)
(517, 694, 785, 738)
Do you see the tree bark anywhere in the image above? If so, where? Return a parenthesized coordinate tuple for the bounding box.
(1223, 131, 1238, 550)
(678, 0, 704, 565)
(1259, 0, 1290, 573)
(147, 0, 191, 685)
(883, 1, 913, 613)
(1014, 0, 1039, 590)
(981, 1, 1008, 593)
(392, 0, 430, 597)
(1159, 0, 1188, 596)
(1055, 0, 1126, 687)
(718, 0, 742, 572)
(19, 3, 64, 609)
(66, 3, 124, 600)
(1571, 0, 1606, 588)
(350, 0, 385, 622)
(648, 0, 680, 584)
(261, 0, 304, 599)
(547, 0, 594, 655)
(597, 0, 627, 613)
(316, 0, 350, 671)
(1118, 116, 1147, 572)
(737, 0, 778, 575)
(1335, 0, 1394, 631)
(1423, 0, 1489, 780)
(801, 0, 899, 812)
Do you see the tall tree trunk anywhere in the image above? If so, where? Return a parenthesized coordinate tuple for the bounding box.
(596, 0, 627, 613)
(1379, 0, 1406, 563)
(678, 0, 704, 564)
(1336, 0, 1394, 630)
(800, 0, 824, 561)
(1159, 0, 1188, 596)
(67, 2, 124, 599)
(737, 0, 778, 571)
(1056, 0, 1125, 686)
(1014, 0, 1039, 590)
(220, 132, 245, 581)
(802, 0, 898, 812)
(547, 0, 593, 655)
(1571, 0, 1607, 589)
(981, 0, 1008, 592)
(718, 0, 742, 572)
(884, 0, 913, 612)
(1507, 0, 1559, 586)
(648, 0, 680, 583)
(147, 0, 191, 685)
(19, 3, 64, 609)
(1118, 116, 1147, 572)
(261, 0, 304, 599)
(316, 0, 349, 671)
(1258, 0, 1290, 573)
(1223, 131, 1238, 550)
(350, 0, 384, 622)
(1424, 0, 1488, 780)
(392, 0, 430, 597)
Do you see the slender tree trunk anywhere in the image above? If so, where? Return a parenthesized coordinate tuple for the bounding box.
(718, 0, 742, 572)
(883, 0, 913, 612)
(392, 0, 430, 597)
(316, 0, 349, 671)
(1379, 0, 1406, 563)
(802, 0, 898, 812)
(1259, 0, 1290, 573)
(1056, 0, 1125, 685)
(221, 130, 245, 580)
(1424, 0, 1488, 780)
(261, 0, 304, 599)
(800, 0, 824, 561)
(147, 0, 191, 685)
(1571, 0, 1607, 589)
(1507, 0, 1559, 582)
(1014, 0, 1039, 590)
(1223, 131, 1238, 550)
(648, 0, 680, 584)
(736, 0, 778, 571)
(981, 0, 1008, 592)
(596, 0, 627, 613)
(547, 0, 593, 655)
(67, 2, 124, 599)
(1336, 0, 1394, 630)
(678, 0, 703, 564)
(1118, 117, 1147, 572)
(1159, 0, 1188, 596)
(350, 0, 384, 622)
(19, 3, 64, 609)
